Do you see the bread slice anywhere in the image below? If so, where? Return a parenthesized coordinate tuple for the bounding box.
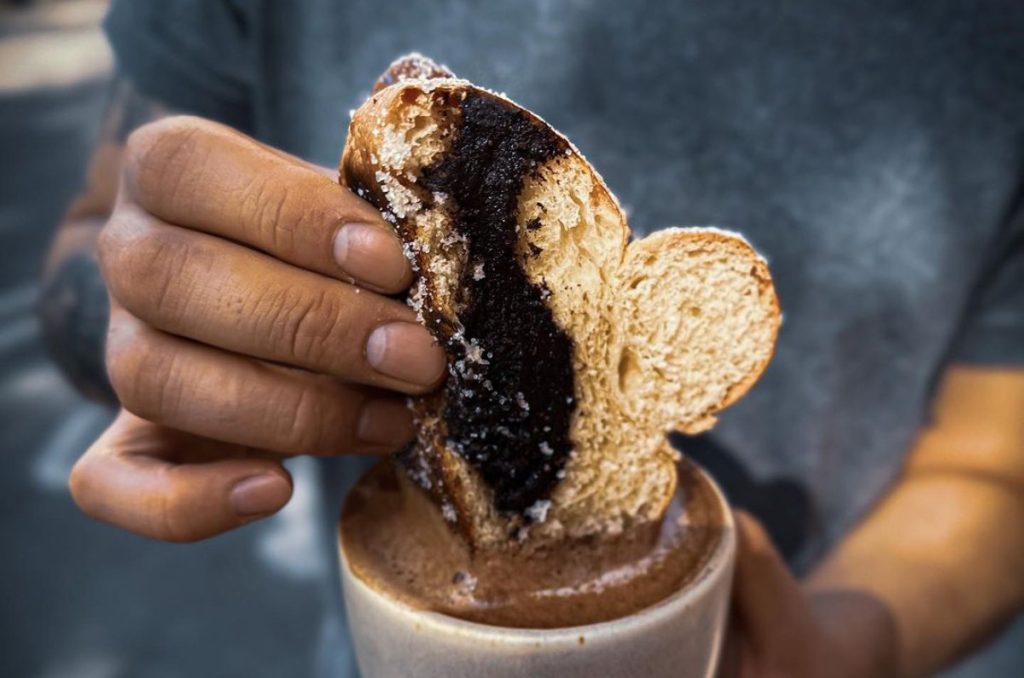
(340, 55, 780, 550)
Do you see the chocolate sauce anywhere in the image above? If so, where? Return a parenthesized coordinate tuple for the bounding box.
(418, 94, 575, 514)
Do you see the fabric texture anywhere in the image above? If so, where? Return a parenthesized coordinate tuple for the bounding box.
(951, 196, 1024, 364)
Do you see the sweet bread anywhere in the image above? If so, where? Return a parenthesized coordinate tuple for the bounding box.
(340, 55, 780, 549)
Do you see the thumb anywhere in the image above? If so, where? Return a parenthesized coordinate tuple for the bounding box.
(70, 410, 293, 542)
(731, 510, 814, 655)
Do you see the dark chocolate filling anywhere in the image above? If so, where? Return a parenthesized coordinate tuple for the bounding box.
(418, 94, 576, 515)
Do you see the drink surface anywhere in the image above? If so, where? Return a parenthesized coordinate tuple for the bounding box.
(340, 458, 724, 629)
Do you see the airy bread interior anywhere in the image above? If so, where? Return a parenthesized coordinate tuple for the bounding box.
(341, 73, 780, 550)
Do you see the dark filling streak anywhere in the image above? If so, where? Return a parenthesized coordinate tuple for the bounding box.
(348, 160, 457, 518)
(419, 94, 576, 515)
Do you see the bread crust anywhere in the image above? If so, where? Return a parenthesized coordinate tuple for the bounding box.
(624, 227, 781, 434)
(340, 64, 780, 550)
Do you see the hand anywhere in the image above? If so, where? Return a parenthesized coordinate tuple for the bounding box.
(717, 512, 898, 678)
(70, 116, 447, 542)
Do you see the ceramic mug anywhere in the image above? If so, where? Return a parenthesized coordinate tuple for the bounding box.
(338, 467, 735, 678)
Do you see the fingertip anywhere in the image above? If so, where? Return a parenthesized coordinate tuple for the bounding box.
(333, 222, 413, 293)
(230, 470, 293, 519)
(68, 413, 297, 542)
(365, 321, 447, 390)
(159, 459, 294, 542)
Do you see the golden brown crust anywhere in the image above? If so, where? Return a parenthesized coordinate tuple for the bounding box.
(340, 72, 780, 550)
(372, 53, 455, 94)
(716, 249, 781, 411)
(623, 229, 781, 434)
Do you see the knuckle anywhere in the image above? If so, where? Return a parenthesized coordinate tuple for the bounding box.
(238, 174, 299, 251)
(157, 483, 202, 543)
(125, 115, 212, 207)
(103, 322, 136, 403)
(272, 288, 351, 368)
(96, 208, 140, 293)
(96, 218, 119, 274)
(68, 452, 99, 516)
(106, 333, 182, 421)
(103, 217, 203, 319)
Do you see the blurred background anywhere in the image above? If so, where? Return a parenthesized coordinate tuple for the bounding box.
(0, 1, 1020, 676)
(1, 4, 335, 677)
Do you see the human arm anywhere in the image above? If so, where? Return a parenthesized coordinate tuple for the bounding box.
(722, 365, 1024, 677)
(806, 365, 1024, 676)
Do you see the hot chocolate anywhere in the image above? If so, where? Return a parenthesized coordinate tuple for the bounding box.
(340, 458, 724, 629)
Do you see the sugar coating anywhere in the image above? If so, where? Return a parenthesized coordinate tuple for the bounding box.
(524, 499, 552, 523)
(375, 169, 422, 219)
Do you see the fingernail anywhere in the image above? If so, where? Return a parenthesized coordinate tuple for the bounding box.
(230, 474, 291, 517)
(366, 322, 446, 386)
(358, 399, 415, 447)
(334, 223, 409, 290)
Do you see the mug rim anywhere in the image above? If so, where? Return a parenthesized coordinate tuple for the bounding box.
(338, 464, 735, 643)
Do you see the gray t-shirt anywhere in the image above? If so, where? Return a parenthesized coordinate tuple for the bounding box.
(104, 0, 1023, 671)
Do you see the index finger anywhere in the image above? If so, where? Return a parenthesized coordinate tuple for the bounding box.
(122, 116, 412, 294)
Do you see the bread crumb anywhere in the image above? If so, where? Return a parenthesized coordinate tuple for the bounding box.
(401, 242, 421, 271)
(407, 454, 433, 490)
(451, 569, 477, 593)
(525, 499, 551, 523)
(465, 341, 489, 365)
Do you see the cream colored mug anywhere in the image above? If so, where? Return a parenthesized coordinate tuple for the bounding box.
(338, 466, 735, 678)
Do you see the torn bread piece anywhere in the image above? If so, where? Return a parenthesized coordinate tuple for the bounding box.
(340, 55, 780, 550)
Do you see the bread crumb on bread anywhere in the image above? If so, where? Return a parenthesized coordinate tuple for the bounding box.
(340, 56, 780, 550)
